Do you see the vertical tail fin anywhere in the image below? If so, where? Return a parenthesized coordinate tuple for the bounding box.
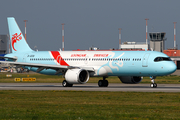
(7, 17, 33, 53)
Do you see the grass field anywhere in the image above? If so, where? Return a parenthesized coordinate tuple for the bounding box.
(0, 91, 180, 120)
(0, 72, 180, 84)
(0, 73, 180, 119)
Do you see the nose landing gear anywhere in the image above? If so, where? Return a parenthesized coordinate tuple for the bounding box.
(150, 76, 157, 88)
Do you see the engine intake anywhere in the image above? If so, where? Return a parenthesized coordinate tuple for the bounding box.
(118, 76, 143, 84)
(65, 69, 89, 84)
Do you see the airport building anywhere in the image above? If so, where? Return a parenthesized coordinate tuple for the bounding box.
(120, 42, 148, 50)
(0, 35, 8, 54)
(0, 35, 8, 68)
(120, 32, 167, 51)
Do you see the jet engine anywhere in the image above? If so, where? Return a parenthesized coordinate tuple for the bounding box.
(65, 69, 89, 84)
(118, 76, 143, 84)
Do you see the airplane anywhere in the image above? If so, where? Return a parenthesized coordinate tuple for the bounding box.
(0, 17, 177, 88)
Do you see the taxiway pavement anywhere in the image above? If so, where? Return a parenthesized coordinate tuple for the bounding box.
(0, 83, 179, 92)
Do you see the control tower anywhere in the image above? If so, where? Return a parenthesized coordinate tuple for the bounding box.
(149, 32, 166, 52)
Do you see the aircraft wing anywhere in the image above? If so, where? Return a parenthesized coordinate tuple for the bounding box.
(0, 61, 94, 74)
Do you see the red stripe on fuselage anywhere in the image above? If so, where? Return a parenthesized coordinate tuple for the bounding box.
(50, 51, 69, 66)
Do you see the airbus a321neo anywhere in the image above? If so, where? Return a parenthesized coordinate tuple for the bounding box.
(0, 17, 176, 88)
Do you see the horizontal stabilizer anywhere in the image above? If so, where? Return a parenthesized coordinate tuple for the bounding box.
(0, 56, 17, 61)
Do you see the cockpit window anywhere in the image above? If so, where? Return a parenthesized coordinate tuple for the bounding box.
(154, 57, 172, 62)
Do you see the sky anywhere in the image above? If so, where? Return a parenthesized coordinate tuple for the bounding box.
(0, 0, 180, 51)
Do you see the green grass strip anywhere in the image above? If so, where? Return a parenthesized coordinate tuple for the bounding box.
(0, 90, 180, 119)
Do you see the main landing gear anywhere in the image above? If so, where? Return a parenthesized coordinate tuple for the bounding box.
(98, 77, 109, 87)
(62, 80, 73, 87)
(150, 76, 157, 88)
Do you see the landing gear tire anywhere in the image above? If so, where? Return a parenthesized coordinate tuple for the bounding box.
(150, 76, 157, 88)
(150, 83, 157, 88)
(98, 80, 103, 87)
(98, 80, 109, 87)
(62, 80, 73, 87)
(104, 80, 109, 87)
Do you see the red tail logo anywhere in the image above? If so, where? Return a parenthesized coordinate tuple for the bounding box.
(12, 33, 22, 51)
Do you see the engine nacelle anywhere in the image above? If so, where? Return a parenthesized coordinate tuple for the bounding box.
(65, 69, 89, 84)
(118, 76, 143, 84)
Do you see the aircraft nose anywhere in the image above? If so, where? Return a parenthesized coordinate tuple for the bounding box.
(167, 62, 177, 74)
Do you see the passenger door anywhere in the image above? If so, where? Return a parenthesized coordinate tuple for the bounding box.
(142, 53, 150, 67)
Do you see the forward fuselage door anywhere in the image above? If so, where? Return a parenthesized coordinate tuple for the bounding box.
(142, 53, 150, 67)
